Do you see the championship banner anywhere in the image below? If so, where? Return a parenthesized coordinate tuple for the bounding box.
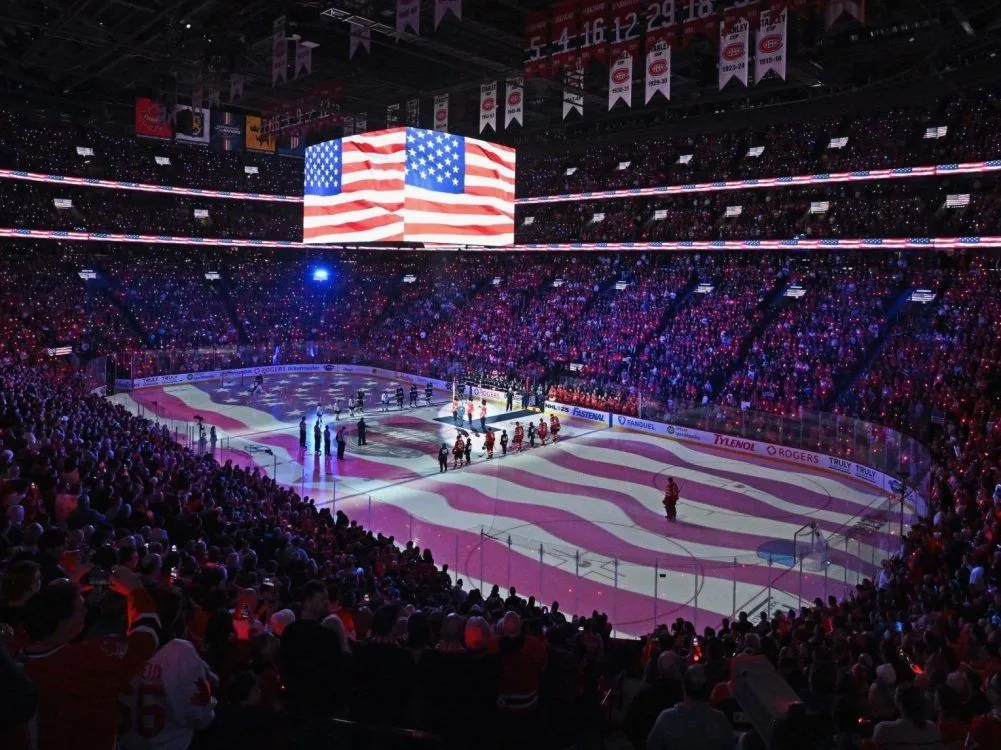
(524, 11, 549, 78)
(563, 66, 584, 119)
(505, 77, 524, 129)
(433, 94, 449, 132)
(755, 7, 787, 83)
(550, 0, 580, 74)
(356, 114, 367, 133)
(135, 97, 172, 140)
(644, 41, 671, 103)
(350, 26, 371, 58)
(245, 115, 275, 153)
(229, 73, 244, 103)
(682, 0, 717, 43)
(826, 0, 864, 28)
(344, 115, 356, 136)
(608, 52, 632, 109)
(277, 128, 305, 159)
(295, 42, 313, 78)
(210, 111, 244, 152)
(434, 0, 462, 29)
(719, 17, 749, 89)
(192, 82, 203, 110)
(608, 0, 641, 59)
(387, 103, 402, 127)
(578, 0, 609, 67)
(173, 105, 210, 146)
(406, 98, 420, 126)
(272, 16, 287, 85)
(480, 81, 497, 133)
(397, 0, 420, 37)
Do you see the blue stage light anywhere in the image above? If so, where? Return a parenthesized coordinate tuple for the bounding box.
(312, 267, 330, 282)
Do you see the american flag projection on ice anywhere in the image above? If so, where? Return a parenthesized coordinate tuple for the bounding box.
(302, 127, 515, 245)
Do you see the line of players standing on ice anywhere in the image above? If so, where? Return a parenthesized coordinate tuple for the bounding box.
(438, 406, 561, 472)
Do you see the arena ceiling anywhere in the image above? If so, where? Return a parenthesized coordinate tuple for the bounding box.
(1, 0, 999, 134)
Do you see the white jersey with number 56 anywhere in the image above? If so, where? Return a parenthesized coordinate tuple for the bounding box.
(119, 638, 216, 750)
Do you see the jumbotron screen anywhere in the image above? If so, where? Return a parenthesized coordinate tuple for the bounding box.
(302, 127, 515, 246)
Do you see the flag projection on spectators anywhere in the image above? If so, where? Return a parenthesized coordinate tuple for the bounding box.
(173, 105, 210, 146)
(397, 0, 420, 36)
(135, 97, 172, 140)
(578, 0, 608, 66)
(524, 11, 549, 77)
(719, 17, 749, 89)
(608, 53, 632, 110)
(210, 111, 245, 151)
(245, 115, 275, 153)
(563, 66, 584, 119)
(550, 1, 580, 74)
(755, 7, 787, 83)
(480, 82, 497, 133)
(302, 127, 516, 246)
(609, 0, 641, 60)
(387, 103, 401, 127)
(433, 94, 449, 132)
(645, 41, 671, 103)
(272, 16, 287, 85)
(434, 0, 461, 29)
(505, 77, 524, 129)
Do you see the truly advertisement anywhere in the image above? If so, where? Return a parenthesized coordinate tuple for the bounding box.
(765, 444, 821, 466)
(827, 456, 853, 475)
(853, 464, 880, 487)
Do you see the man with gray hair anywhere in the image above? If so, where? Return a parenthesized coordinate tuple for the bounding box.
(646, 664, 734, 750)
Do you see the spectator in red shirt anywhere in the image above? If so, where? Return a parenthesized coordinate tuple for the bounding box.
(966, 673, 1001, 749)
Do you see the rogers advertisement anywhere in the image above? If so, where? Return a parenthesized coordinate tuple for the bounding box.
(135, 97, 172, 140)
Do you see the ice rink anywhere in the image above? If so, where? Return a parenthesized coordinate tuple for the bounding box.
(112, 372, 898, 636)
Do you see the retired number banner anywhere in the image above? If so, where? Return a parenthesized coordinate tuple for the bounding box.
(524, 11, 549, 78)
(550, 0, 580, 74)
(682, 0, 717, 43)
(480, 81, 497, 133)
(578, 0, 609, 66)
(609, 0, 641, 58)
(433, 94, 449, 132)
(755, 6, 787, 83)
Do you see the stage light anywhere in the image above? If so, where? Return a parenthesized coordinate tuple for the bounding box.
(312, 267, 330, 282)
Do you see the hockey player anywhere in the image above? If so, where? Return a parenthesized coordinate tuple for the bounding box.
(333, 398, 343, 421)
(550, 413, 561, 442)
(438, 443, 449, 473)
(425, 382, 434, 406)
(381, 391, 390, 412)
(314, 420, 322, 454)
(663, 477, 680, 522)
(299, 417, 307, 450)
(463, 436, 472, 465)
(513, 422, 524, 452)
(484, 430, 495, 459)
(396, 387, 405, 410)
(348, 396, 356, 419)
(452, 398, 461, 425)
(479, 400, 488, 432)
(452, 436, 465, 469)
(466, 399, 475, 428)
(527, 421, 536, 448)
(356, 389, 365, 413)
(500, 429, 509, 456)
(538, 418, 548, 446)
(410, 384, 419, 408)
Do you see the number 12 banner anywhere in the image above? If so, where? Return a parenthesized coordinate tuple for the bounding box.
(608, 0, 641, 58)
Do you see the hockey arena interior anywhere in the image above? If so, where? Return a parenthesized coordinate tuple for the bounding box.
(2, 2, 1001, 750)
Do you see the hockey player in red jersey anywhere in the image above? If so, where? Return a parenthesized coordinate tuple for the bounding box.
(550, 414, 560, 441)
(663, 477, 680, 522)
(484, 430, 495, 459)
(538, 418, 548, 445)
(513, 422, 525, 452)
(452, 436, 465, 469)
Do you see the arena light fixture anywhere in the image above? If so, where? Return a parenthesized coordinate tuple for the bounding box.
(78, 269, 97, 280)
(402, 274, 417, 283)
(244, 166, 259, 175)
(53, 198, 72, 209)
(923, 126, 947, 139)
(828, 137, 848, 149)
(76, 146, 94, 157)
(565, 167, 577, 176)
(154, 156, 171, 165)
(312, 268, 330, 282)
(695, 282, 714, 294)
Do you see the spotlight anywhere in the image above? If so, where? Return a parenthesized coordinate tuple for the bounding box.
(312, 268, 330, 282)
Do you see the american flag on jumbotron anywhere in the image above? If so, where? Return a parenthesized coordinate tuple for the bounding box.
(302, 127, 515, 246)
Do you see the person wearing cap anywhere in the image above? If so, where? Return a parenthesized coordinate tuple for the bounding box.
(489, 611, 547, 716)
